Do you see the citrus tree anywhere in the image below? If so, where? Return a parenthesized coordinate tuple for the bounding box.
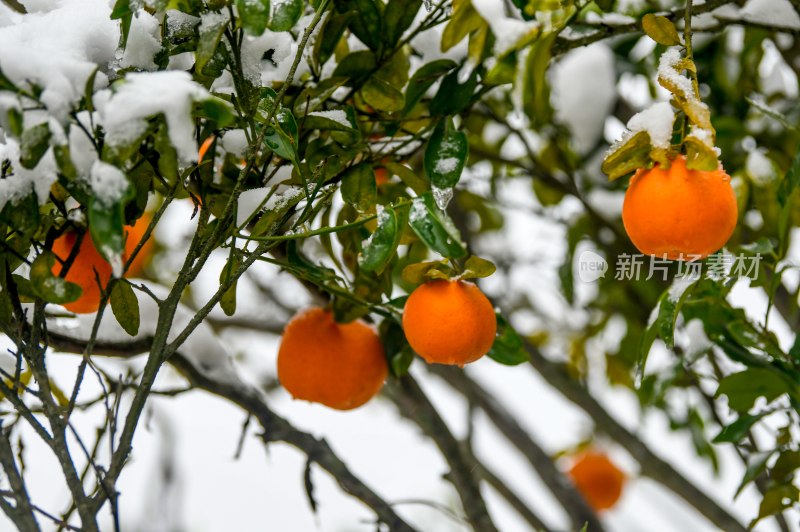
(0, 0, 799, 530)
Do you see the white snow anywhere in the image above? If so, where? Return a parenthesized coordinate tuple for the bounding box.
(746, 150, 775, 185)
(68, 111, 98, 179)
(683, 318, 712, 358)
(625, 101, 675, 150)
(222, 129, 249, 158)
(471, 0, 538, 55)
(0, 0, 118, 122)
(90, 160, 128, 207)
(409, 196, 428, 223)
(96, 71, 211, 162)
(551, 44, 616, 155)
(433, 156, 459, 174)
(585, 11, 637, 26)
(121, 10, 162, 71)
(740, 0, 800, 30)
(0, 138, 56, 211)
(667, 275, 695, 303)
(308, 109, 351, 128)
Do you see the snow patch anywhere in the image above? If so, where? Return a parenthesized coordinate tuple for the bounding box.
(626, 101, 675, 150)
(90, 160, 128, 206)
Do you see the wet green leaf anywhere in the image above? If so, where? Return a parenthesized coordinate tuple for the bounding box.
(488, 313, 527, 365)
(424, 118, 468, 190)
(408, 192, 467, 259)
(270, 0, 302, 31)
(359, 206, 400, 273)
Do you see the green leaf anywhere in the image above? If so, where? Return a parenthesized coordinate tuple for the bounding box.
(341, 163, 377, 212)
(154, 122, 178, 183)
(712, 412, 765, 443)
(263, 116, 298, 163)
(441, 0, 483, 52)
(293, 77, 349, 115)
(383, 0, 422, 48)
(196, 11, 228, 71)
(111, 0, 134, 48)
(196, 97, 235, 128)
(359, 206, 401, 273)
(403, 59, 457, 114)
(219, 254, 239, 316)
(751, 484, 799, 527)
(736, 451, 773, 498)
(602, 130, 652, 181)
(641, 14, 681, 46)
(384, 162, 429, 195)
(334, 0, 382, 51)
(429, 68, 478, 116)
(401, 260, 453, 285)
(110, 281, 140, 335)
(30, 252, 82, 305)
(487, 313, 528, 365)
(314, 12, 353, 67)
(19, 122, 51, 169)
(772, 450, 800, 482)
(685, 135, 719, 171)
(522, 33, 555, 126)
(408, 192, 467, 259)
(380, 319, 415, 377)
(716, 368, 795, 412)
(302, 108, 355, 131)
(237, 0, 270, 36)
(89, 196, 127, 267)
(269, 0, 302, 31)
(332, 50, 377, 85)
(424, 118, 468, 190)
(638, 279, 696, 379)
(361, 76, 405, 112)
(252, 187, 305, 236)
(460, 255, 496, 280)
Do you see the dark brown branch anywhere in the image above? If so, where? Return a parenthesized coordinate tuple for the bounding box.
(428, 366, 605, 532)
(384, 375, 500, 532)
(476, 462, 550, 531)
(0, 423, 40, 531)
(522, 342, 748, 532)
(44, 333, 417, 532)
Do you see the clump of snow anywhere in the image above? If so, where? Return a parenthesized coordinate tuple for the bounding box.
(222, 129, 249, 158)
(96, 71, 211, 162)
(68, 111, 98, 178)
(585, 11, 637, 26)
(90, 160, 128, 206)
(121, 10, 162, 71)
(667, 275, 695, 303)
(308, 109, 351, 128)
(409, 197, 428, 223)
(625, 101, 675, 149)
(746, 150, 776, 185)
(471, 0, 538, 55)
(45, 281, 245, 386)
(434, 156, 459, 175)
(740, 0, 800, 30)
(551, 44, 616, 154)
(239, 29, 299, 88)
(0, 0, 118, 121)
(0, 138, 56, 211)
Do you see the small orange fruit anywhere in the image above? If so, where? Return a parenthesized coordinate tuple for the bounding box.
(51, 231, 113, 314)
(123, 212, 155, 278)
(375, 165, 390, 186)
(568, 451, 626, 511)
(622, 155, 737, 260)
(402, 280, 496, 366)
(277, 308, 388, 410)
(198, 135, 215, 162)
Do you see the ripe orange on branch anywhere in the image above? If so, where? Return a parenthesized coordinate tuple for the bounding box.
(51, 231, 113, 314)
(123, 212, 155, 278)
(622, 155, 737, 260)
(277, 308, 388, 410)
(568, 450, 626, 512)
(402, 279, 496, 366)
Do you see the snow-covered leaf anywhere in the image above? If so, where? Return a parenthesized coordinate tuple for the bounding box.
(408, 193, 467, 259)
(602, 130, 652, 181)
(424, 118, 468, 190)
(30, 251, 82, 305)
(359, 206, 401, 273)
(270, 0, 302, 32)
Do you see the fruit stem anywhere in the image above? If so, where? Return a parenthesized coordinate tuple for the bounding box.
(683, 0, 701, 99)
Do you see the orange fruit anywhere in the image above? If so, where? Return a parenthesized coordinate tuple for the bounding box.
(277, 308, 388, 410)
(124, 212, 155, 278)
(51, 231, 113, 314)
(567, 451, 626, 511)
(198, 135, 215, 162)
(402, 280, 496, 366)
(622, 155, 737, 260)
(375, 165, 389, 186)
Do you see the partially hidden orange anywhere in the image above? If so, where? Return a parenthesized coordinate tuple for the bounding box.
(568, 451, 626, 511)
